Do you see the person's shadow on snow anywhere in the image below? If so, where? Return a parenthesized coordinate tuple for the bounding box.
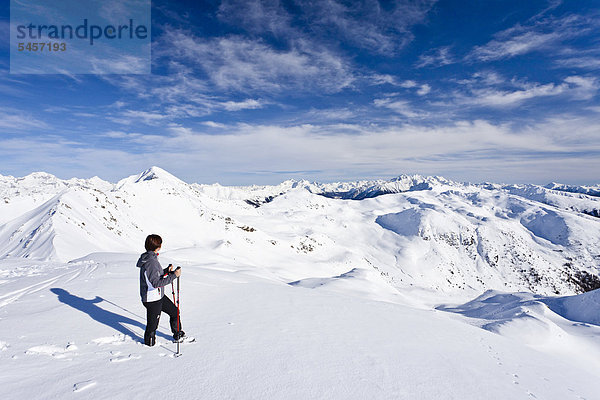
(50, 288, 171, 342)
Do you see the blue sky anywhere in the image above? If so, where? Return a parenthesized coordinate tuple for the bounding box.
(1, 0, 599, 185)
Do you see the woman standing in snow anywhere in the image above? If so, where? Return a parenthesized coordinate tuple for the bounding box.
(136, 234, 184, 346)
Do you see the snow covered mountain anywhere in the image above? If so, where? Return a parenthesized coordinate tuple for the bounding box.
(1, 167, 598, 297)
(1, 167, 600, 399)
(545, 182, 600, 198)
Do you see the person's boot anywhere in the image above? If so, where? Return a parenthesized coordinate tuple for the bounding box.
(173, 330, 185, 342)
(144, 332, 156, 347)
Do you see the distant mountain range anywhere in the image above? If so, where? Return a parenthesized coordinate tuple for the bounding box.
(1, 167, 599, 296)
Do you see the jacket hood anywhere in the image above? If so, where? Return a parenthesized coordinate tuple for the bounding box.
(136, 251, 156, 268)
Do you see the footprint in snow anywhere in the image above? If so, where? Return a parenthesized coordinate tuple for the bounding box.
(110, 353, 141, 363)
(92, 334, 130, 346)
(511, 373, 519, 385)
(73, 380, 96, 393)
(26, 343, 78, 358)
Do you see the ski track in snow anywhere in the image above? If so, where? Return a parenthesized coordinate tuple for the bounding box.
(0, 272, 69, 308)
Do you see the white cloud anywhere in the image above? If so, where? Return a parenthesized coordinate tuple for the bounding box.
(103, 131, 144, 139)
(370, 74, 397, 85)
(99, 69, 226, 121)
(400, 80, 418, 88)
(468, 14, 597, 62)
(101, 66, 210, 104)
(470, 31, 560, 62)
(587, 106, 600, 113)
(417, 84, 431, 96)
(6, 116, 599, 185)
(99, 0, 143, 22)
(217, 0, 292, 37)
(0, 109, 48, 130)
(220, 99, 264, 111)
(160, 31, 354, 93)
(370, 76, 431, 96)
(416, 46, 453, 68)
(202, 121, 227, 128)
(373, 98, 424, 118)
(0, 136, 151, 182)
(531, 0, 563, 19)
(472, 71, 505, 85)
(72, 112, 98, 118)
(555, 57, 600, 69)
(455, 76, 598, 108)
(370, 76, 418, 88)
(455, 71, 505, 86)
(90, 54, 150, 74)
(465, 83, 566, 107)
(0, 75, 34, 97)
(111, 101, 126, 109)
(111, 110, 169, 125)
(217, 0, 438, 55)
(302, 108, 358, 122)
(563, 75, 599, 100)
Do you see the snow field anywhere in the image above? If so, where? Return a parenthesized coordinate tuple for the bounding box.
(0, 253, 598, 399)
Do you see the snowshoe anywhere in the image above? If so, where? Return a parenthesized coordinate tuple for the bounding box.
(173, 333, 196, 344)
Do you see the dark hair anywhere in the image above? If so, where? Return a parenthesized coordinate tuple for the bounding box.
(145, 234, 162, 251)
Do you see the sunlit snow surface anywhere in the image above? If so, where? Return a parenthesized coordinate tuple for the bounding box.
(0, 167, 599, 399)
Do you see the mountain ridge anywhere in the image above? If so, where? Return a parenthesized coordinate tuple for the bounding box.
(1, 167, 598, 297)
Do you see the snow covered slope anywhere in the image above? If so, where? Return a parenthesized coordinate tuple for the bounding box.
(438, 289, 600, 372)
(1, 253, 599, 400)
(545, 182, 600, 198)
(1, 168, 600, 399)
(304, 174, 449, 199)
(1, 167, 598, 298)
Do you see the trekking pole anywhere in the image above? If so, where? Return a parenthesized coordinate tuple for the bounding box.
(171, 281, 176, 305)
(176, 274, 181, 356)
